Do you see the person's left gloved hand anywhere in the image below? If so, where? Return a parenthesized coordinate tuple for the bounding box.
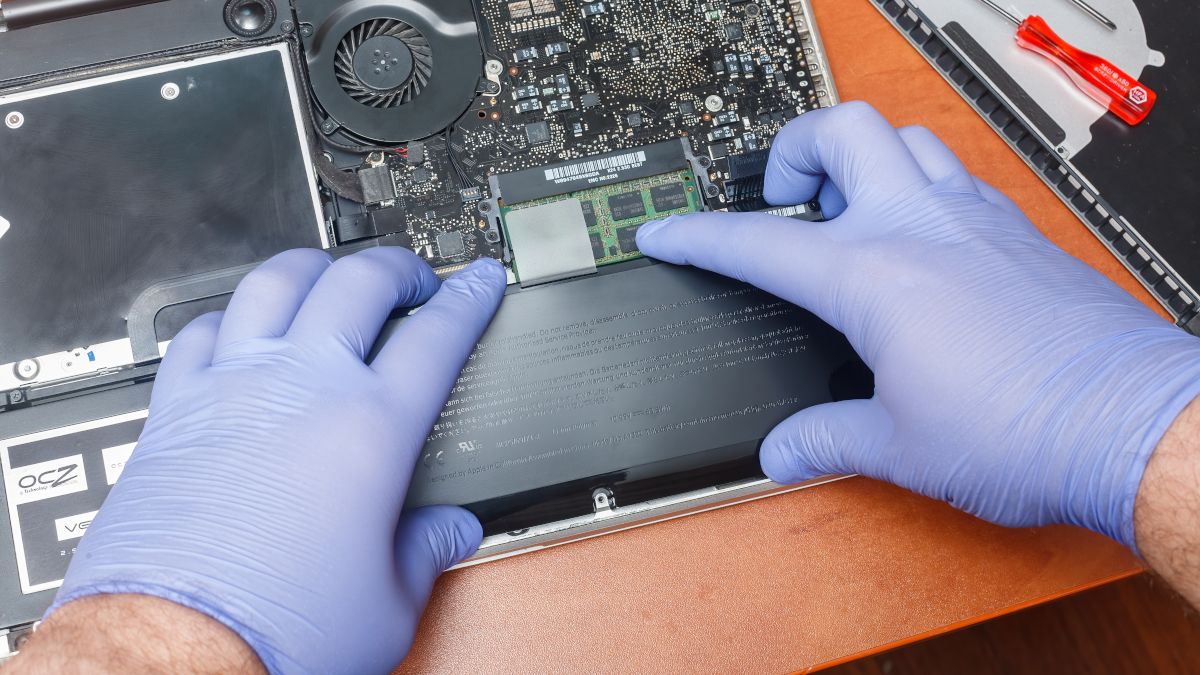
(47, 247, 508, 674)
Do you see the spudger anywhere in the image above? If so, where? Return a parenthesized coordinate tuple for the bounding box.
(1066, 0, 1117, 32)
(977, 0, 1156, 125)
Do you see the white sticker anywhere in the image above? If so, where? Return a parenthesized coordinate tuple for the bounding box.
(3, 454, 88, 505)
(1, 409, 147, 595)
(101, 442, 136, 485)
(54, 510, 97, 542)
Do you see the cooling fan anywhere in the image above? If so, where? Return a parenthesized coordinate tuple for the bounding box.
(298, 0, 482, 145)
(334, 19, 431, 108)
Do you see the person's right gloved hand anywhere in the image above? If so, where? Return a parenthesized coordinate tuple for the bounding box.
(637, 101, 1200, 549)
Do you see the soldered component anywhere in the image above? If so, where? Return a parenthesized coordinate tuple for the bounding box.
(516, 99, 543, 114)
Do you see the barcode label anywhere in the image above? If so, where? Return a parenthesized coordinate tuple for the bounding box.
(544, 150, 647, 182)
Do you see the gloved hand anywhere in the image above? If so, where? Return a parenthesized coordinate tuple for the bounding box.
(48, 248, 508, 674)
(638, 101, 1200, 548)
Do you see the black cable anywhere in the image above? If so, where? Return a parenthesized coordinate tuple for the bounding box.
(444, 126, 475, 188)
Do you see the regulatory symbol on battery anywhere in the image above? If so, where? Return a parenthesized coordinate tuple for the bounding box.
(1128, 86, 1149, 105)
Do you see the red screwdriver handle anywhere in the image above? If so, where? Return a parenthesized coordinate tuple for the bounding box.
(1016, 15, 1157, 125)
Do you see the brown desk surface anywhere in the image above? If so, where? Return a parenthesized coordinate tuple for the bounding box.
(400, 1, 1159, 671)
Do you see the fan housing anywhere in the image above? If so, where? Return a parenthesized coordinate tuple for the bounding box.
(298, 0, 482, 145)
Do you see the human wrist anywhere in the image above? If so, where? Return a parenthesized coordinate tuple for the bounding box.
(1133, 395, 1200, 607)
(1054, 327, 1200, 546)
(4, 594, 264, 674)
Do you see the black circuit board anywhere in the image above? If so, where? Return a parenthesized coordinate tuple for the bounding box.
(342, 0, 826, 272)
(349, 136, 505, 276)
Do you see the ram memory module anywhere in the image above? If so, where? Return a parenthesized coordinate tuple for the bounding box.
(500, 169, 702, 271)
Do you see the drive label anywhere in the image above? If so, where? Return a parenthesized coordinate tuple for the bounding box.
(1, 409, 147, 594)
(54, 510, 97, 542)
(101, 443, 136, 485)
(4, 454, 87, 505)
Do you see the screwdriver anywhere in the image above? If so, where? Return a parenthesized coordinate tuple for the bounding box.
(977, 0, 1157, 125)
(1066, 0, 1116, 31)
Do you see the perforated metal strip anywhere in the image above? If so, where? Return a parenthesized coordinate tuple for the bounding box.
(871, 0, 1200, 335)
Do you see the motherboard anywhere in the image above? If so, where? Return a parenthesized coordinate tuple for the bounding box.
(306, 0, 833, 282)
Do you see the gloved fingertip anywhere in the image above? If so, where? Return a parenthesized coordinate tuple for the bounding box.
(423, 506, 484, 571)
(448, 509, 484, 567)
(453, 257, 508, 289)
(635, 215, 677, 245)
(405, 505, 484, 572)
(464, 255, 505, 275)
(817, 179, 848, 219)
(759, 436, 821, 485)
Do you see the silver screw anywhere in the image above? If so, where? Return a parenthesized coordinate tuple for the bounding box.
(485, 60, 504, 76)
(5, 111, 23, 129)
(161, 83, 180, 100)
(705, 95, 724, 112)
(14, 359, 39, 381)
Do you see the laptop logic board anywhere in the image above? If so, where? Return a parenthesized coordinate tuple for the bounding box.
(311, 0, 834, 277)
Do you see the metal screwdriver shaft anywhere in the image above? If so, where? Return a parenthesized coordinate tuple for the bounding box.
(1067, 0, 1118, 31)
(978, 0, 1021, 26)
(974, 0, 1157, 125)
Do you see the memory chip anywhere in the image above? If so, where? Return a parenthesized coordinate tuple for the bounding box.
(617, 224, 641, 254)
(590, 232, 605, 258)
(608, 192, 646, 221)
(650, 184, 689, 212)
(581, 200, 598, 227)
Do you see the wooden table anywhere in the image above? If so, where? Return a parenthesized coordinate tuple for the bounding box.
(400, 1, 1159, 671)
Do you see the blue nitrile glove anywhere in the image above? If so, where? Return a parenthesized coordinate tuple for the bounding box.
(48, 248, 508, 674)
(637, 101, 1200, 549)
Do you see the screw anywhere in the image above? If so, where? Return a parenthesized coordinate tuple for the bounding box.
(705, 184, 720, 198)
(478, 201, 492, 213)
(485, 231, 500, 243)
(485, 60, 504, 76)
(280, 19, 295, 33)
(14, 359, 38, 381)
(321, 120, 336, 133)
(697, 155, 712, 168)
(5, 111, 23, 129)
(299, 23, 314, 37)
(7, 390, 24, 405)
(161, 83, 180, 100)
